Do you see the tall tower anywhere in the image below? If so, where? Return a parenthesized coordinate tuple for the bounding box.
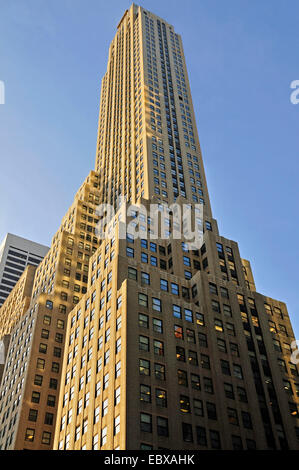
(0, 4, 298, 452)
(52, 4, 299, 451)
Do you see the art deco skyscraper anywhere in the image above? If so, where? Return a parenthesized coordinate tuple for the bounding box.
(52, 4, 299, 451)
(0, 3, 298, 451)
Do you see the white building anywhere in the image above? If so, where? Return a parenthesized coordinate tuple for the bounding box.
(0, 233, 49, 306)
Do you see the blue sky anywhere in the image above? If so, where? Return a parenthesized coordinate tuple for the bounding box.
(0, 0, 298, 335)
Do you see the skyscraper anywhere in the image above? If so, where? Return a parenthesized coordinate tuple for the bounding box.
(0, 3, 298, 451)
(0, 233, 49, 307)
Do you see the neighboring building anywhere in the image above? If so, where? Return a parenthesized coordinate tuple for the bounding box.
(0, 3, 298, 452)
(0, 265, 37, 383)
(0, 234, 49, 307)
(0, 171, 101, 449)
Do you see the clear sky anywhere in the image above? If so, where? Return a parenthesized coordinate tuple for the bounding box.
(0, 0, 298, 335)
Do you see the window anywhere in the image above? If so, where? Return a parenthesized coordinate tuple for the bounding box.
(101, 426, 107, 446)
(116, 337, 121, 354)
(226, 322, 235, 336)
(241, 411, 252, 429)
(194, 399, 204, 417)
(154, 339, 164, 356)
(221, 360, 231, 376)
(139, 313, 149, 329)
(43, 315, 51, 325)
(182, 423, 193, 443)
(196, 426, 207, 446)
(180, 395, 191, 413)
(207, 402, 217, 420)
(283, 380, 293, 395)
(184, 308, 193, 323)
(154, 363, 165, 380)
(45, 412, 54, 425)
(150, 256, 157, 266)
(223, 304, 232, 317)
(157, 416, 168, 437)
(141, 252, 148, 263)
(36, 358, 45, 370)
(212, 300, 220, 313)
(209, 283, 218, 295)
(201, 354, 210, 369)
(47, 395, 56, 407)
(141, 239, 148, 249)
(198, 333, 208, 348)
(233, 364, 243, 380)
(114, 415, 120, 435)
(210, 430, 221, 449)
(232, 435, 243, 450)
(178, 369, 188, 387)
(237, 386, 248, 403)
(228, 407, 239, 425)
(153, 318, 163, 333)
(196, 312, 205, 326)
(140, 384, 151, 403)
(217, 338, 227, 353)
(188, 350, 198, 366)
(171, 283, 179, 295)
(41, 329, 49, 339)
(160, 279, 168, 291)
(39, 343, 47, 354)
(128, 267, 137, 280)
(173, 304, 181, 319)
(156, 389, 167, 407)
(126, 246, 134, 258)
(41, 431, 51, 445)
(32, 391, 40, 404)
(139, 335, 149, 352)
(52, 362, 59, 373)
(224, 382, 234, 399)
(176, 346, 185, 362)
(139, 359, 150, 376)
(25, 428, 35, 442)
(191, 374, 201, 391)
(140, 413, 152, 433)
(174, 325, 184, 339)
(150, 242, 157, 252)
(57, 319, 65, 329)
(28, 409, 38, 422)
(115, 386, 121, 406)
(138, 293, 148, 307)
(141, 272, 150, 286)
(152, 297, 161, 312)
(102, 398, 108, 417)
(203, 377, 214, 394)
(220, 287, 229, 298)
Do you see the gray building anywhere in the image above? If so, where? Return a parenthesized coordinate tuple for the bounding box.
(0, 233, 49, 306)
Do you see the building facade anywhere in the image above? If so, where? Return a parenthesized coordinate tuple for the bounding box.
(53, 5, 299, 450)
(0, 234, 49, 307)
(0, 3, 298, 451)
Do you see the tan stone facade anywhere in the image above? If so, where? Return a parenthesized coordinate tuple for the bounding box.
(0, 3, 298, 451)
(53, 199, 299, 450)
(0, 171, 102, 449)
